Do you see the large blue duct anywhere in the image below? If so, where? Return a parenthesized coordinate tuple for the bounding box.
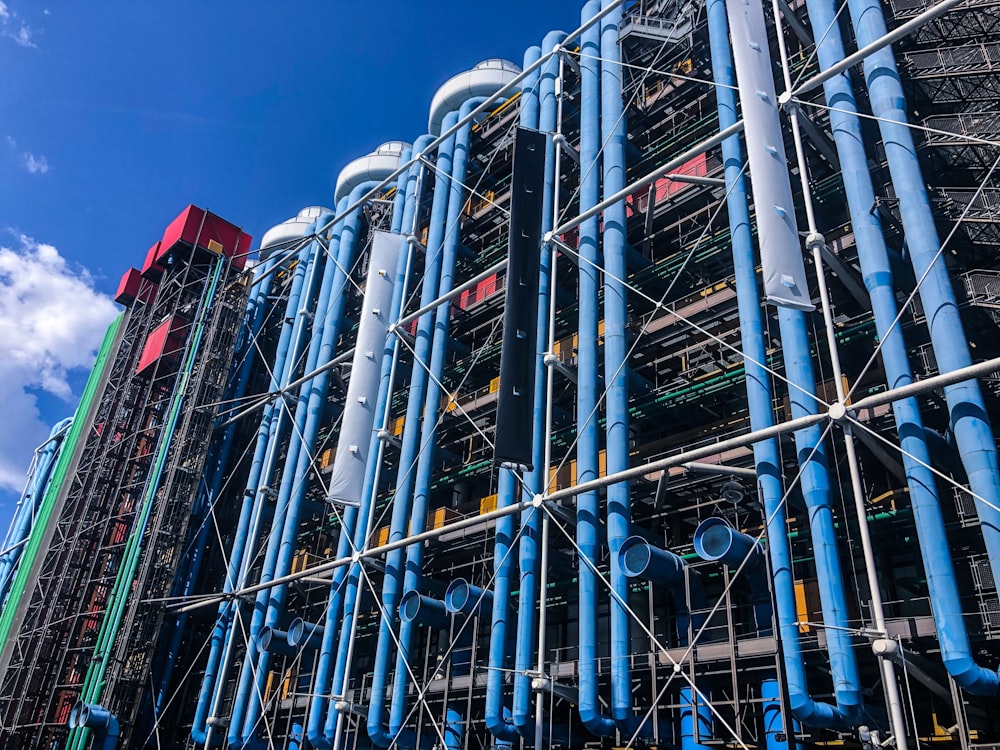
(805, 0, 1000, 697)
(388, 93, 506, 746)
(317, 141, 423, 750)
(236, 147, 407, 746)
(705, 0, 860, 729)
(599, 0, 642, 733)
(193, 224, 323, 747)
(0, 417, 71, 604)
(366, 112, 460, 749)
(228, 225, 331, 748)
(511, 29, 566, 742)
(577, 1, 618, 736)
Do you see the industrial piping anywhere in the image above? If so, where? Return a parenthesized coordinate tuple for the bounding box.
(577, 2, 618, 735)
(388, 90, 515, 746)
(193, 218, 326, 746)
(512, 28, 566, 741)
(705, 0, 858, 729)
(235, 145, 407, 746)
(0, 417, 72, 604)
(798, 0, 1000, 696)
(845, 0, 1000, 692)
(318, 141, 423, 750)
(366, 112, 462, 750)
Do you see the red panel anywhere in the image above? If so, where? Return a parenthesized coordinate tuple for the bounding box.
(136, 316, 186, 377)
(157, 204, 252, 270)
(115, 268, 142, 305)
(141, 241, 165, 281)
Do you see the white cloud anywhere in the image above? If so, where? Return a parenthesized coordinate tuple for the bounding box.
(10, 23, 33, 47)
(4, 135, 15, 148)
(22, 151, 48, 174)
(0, 234, 118, 492)
(0, 3, 38, 48)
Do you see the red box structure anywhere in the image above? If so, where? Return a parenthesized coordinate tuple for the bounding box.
(115, 268, 157, 306)
(142, 241, 165, 281)
(155, 205, 252, 271)
(136, 316, 187, 377)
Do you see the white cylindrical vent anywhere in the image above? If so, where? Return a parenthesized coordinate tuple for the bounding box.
(326, 231, 401, 507)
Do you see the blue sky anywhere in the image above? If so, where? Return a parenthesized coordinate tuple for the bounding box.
(0, 1, 585, 536)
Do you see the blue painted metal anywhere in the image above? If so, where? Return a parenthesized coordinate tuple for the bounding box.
(680, 687, 712, 750)
(846, 0, 1000, 693)
(577, 1, 617, 735)
(229, 228, 331, 748)
(367, 113, 459, 749)
(512, 28, 566, 740)
(445, 579, 493, 617)
(620, 537, 706, 646)
(704, 0, 860, 728)
(486, 46, 539, 745)
(693, 517, 772, 634)
(237, 177, 401, 747)
(445, 707, 464, 750)
(809, 0, 1000, 696)
(399, 591, 450, 628)
(388, 96, 496, 746)
(69, 702, 120, 750)
(315, 142, 423, 750)
(0, 417, 71, 604)
(192, 229, 322, 746)
(600, 0, 643, 733)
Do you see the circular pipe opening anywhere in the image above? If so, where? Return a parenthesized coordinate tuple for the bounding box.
(694, 517, 735, 561)
(445, 579, 470, 614)
(620, 536, 653, 578)
(400, 590, 422, 623)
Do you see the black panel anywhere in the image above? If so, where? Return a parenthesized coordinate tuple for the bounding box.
(494, 127, 547, 470)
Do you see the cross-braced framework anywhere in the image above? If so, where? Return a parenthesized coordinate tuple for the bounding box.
(4, 0, 1000, 749)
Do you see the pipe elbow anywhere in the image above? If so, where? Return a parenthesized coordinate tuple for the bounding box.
(943, 655, 1000, 696)
(484, 715, 520, 742)
(579, 707, 617, 736)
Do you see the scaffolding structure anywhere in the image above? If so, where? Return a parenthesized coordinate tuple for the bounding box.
(1, 0, 1000, 749)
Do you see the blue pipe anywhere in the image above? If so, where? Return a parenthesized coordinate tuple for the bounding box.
(693, 517, 772, 634)
(230, 230, 331, 747)
(680, 687, 712, 750)
(762, 677, 800, 750)
(445, 579, 493, 618)
(155, 250, 284, 722)
(777, 307, 864, 724)
(577, 2, 617, 735)
(599, 0, 641, 732)
(486, 44, 539, 743)
(485, 469, 523, 742)
(69, 702, 120, 750)
(512, 29, 566, 740)
(844, 0, 1000, 693)
(445, 707, 463, 750)
(236, 180, 397, 747)
(808, 0, 1000, 696)
(0, 417, 71, 602)
(316, 142, 422, 750)
(388, 97, 495, 745)
(288, 618, 325, 651)
(704, 0, 860, 728)
(192, 231, 321, 746)
(367, 114, 459, 749)
(619, 537, 706, 646)
(400, 591, 450, 629)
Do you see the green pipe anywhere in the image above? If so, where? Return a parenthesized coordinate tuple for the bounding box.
(68, 258, 225, 750)
(0, 313, 123, 661)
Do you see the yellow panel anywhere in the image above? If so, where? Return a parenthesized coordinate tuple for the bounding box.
(794, 580, 810, 632)
(480, 494, 499, 515)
